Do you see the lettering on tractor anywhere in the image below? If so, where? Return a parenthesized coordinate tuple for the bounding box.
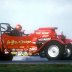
(0, 23, 72, 61)
(7, 40, 31, 45)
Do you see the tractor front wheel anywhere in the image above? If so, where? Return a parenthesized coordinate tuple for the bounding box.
(63, 44, 72, 60)
(45, 41, 64, 60)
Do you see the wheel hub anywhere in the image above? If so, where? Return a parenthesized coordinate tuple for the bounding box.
(48, 45, 59, 57)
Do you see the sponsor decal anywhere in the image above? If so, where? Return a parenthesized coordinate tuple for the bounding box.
(7, 40, 31, 45)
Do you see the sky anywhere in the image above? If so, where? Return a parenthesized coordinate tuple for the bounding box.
(0, 0, 72, 38)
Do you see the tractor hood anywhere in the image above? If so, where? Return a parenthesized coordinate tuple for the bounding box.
(64, 38, 72, 44)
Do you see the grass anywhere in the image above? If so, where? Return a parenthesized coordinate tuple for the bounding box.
(0, 64, 72, 72)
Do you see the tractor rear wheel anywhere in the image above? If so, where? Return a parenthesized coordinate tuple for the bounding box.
(45, 41, 64, 60)
(4, 53, 13, 61)
(0, 50, 13, 61)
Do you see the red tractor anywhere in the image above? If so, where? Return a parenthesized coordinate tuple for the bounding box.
(0, 23, 72, 60)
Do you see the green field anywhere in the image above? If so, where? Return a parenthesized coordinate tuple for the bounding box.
(0, 64, 72, 72)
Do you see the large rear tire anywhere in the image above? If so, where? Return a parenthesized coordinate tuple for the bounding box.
(45, 41, 64, 60)
(4, 53, 13, 61)
(0, 51, 13, 61)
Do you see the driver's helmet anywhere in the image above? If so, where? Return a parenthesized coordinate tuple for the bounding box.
(15, 24, 22, 31)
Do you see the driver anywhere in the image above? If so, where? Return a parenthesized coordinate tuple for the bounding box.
(10, 24, 23, 36)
